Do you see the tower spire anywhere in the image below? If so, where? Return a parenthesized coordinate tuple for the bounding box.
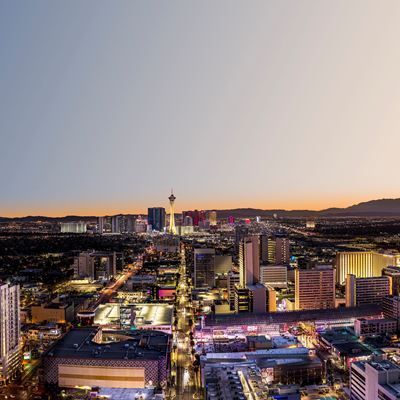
(168, 190, 177, 234)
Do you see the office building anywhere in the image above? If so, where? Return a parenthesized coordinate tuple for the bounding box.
(147, 207, 166, 232)
(43, 327, 170, 389)
(350, 360, 400, 400)
(60, 222, 87, 234)
(335, 251, 396, 284)
(239, 236, 260, 287)
(259, 265, 288, 288)
(295, 266, 335, 310)
(194, 248, 215, 288)
(0, 283, 21, 384)
(260, 235, 290, 264)
(345, 274, 390, 307)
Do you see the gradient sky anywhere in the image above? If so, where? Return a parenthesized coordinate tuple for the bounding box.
(1, 1, 400, 216)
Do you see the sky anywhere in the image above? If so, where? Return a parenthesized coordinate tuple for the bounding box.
(1, 1, 400, 216)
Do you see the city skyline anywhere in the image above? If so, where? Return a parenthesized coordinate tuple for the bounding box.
(2, 2, 400, 216)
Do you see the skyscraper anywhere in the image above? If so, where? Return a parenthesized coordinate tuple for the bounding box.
(194, 248, 215, 288)
(345, 274, 390, 307)
(239, 236, 260, 287)
(260, 235, 290, 264)
(295, 265, 335, 310)
(168, 191, 176, 234)
(235, 225, 249, 254)
(147, 207, 166, 232)
(0, 283, 21, 384)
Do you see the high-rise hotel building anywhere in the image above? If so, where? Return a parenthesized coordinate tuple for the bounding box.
(147, 207, 166, 232)
(0, 283, 21, 384)
(335, 251, 397, 284)
(295, 265, 335, 310)
(345, 274, 390, 307)
(239, 236, 260, 287)
(260, 235, 290, 265)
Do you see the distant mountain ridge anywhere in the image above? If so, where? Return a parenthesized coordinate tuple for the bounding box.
(216, 198, 400, 218)
(1, 198, 400, 221)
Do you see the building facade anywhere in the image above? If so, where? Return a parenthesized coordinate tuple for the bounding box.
(60, 222, 87, 234)
(345, 275, 390, 307)
(336, 251, 396, 284)
(43, 328, 170, 389)
(239, 236, 260, 287)
(194, 248, 215, 288)
(259, 265, 288, 288)
(350, 361, 400, 400)
(147, 207, 166, 232)
(260, 236, 290, 265)
(0, 283, 21, 384)
(295, 266, 335, 310)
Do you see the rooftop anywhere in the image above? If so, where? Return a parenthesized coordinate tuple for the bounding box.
(44, 327, 170, 360)
(94, 303, 173, 327)
(205, 304, 382, 327)
(354, 360, 400, 372)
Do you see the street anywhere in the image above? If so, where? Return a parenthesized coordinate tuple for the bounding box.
(170, 250, 199, 400)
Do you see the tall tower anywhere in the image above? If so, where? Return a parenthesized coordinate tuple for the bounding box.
(0, 283, 21, 384)
(168, 190, 177, 234)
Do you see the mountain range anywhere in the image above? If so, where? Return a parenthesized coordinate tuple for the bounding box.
(1, 198, 400, 222)
(216, 198, 400, 218)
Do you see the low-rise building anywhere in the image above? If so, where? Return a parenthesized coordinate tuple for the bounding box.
(354, 318, 397, 337)
(31, 302, 74, 324)
(43, 327, 170, 389)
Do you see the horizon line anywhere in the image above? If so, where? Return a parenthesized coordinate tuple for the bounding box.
(1, 197, 398, 218)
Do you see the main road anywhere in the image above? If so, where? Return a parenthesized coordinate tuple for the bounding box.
(171, 249, 199, 400)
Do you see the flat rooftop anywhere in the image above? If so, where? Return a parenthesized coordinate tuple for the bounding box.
(94, 303, 173, 326)
(204, 304, 382, 327)
(44, 328, 170, 360)
(354, 360, 400, 372)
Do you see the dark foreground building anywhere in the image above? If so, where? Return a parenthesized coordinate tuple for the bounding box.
(43, 327, 170, 389)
